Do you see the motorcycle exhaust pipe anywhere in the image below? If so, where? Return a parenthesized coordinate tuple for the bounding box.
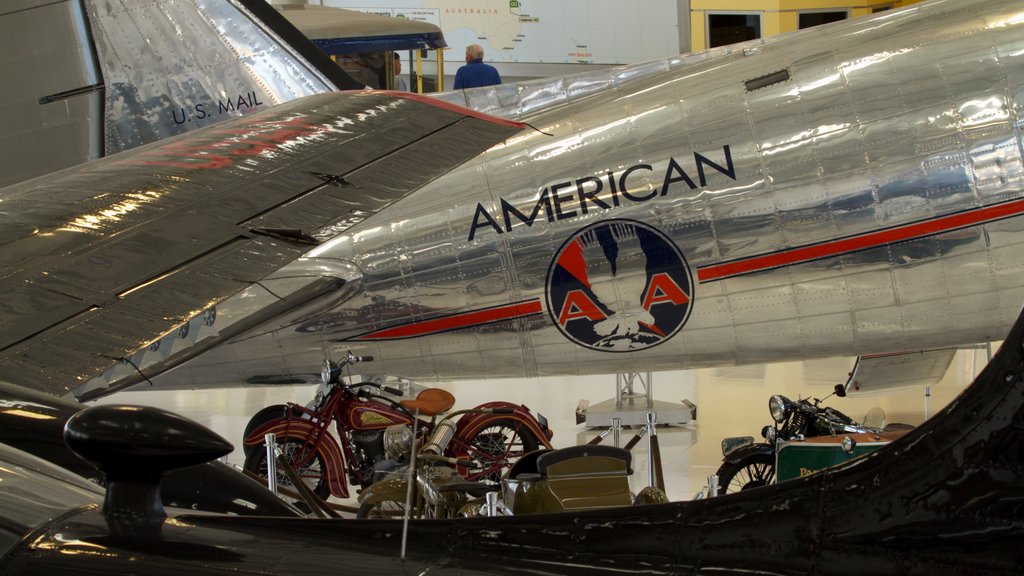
(422, 419, 457, 456)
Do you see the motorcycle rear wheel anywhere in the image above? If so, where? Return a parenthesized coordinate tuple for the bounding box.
(715, 453, 775, 494)
(243, 439, 330, 500)
(461, 419, 540, 484)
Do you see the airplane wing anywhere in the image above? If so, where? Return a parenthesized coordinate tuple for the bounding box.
(0, 91, 525, 397)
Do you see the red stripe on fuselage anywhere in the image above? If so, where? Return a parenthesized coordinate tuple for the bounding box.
(697, 198, 1024, 282)
(353, 198, 1024, 341)
(355, 300, 543, 340)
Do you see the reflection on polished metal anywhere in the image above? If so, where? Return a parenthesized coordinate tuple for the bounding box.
(433, 39, 760, 121)
(0, 0, 352, 189)
(5, 0, 1024, 401)
(141, 0, 1024, 394)
(0, 91, 524, 398)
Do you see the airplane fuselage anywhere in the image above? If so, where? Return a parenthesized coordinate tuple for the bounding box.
(152, 0, 1024, 386)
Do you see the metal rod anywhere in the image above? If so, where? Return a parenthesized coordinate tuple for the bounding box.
(264, 432, 277, 494)
(651, 433, 665, 492)
(243, 470, 362, 514)
(276, 453, 328, 518)
(401, 409, 419, 559)
(612, 417, 622, 447)
(588, 428, 610, 445)
(646, 413, 657, 487)
(623, 427, 648, 451)
(436, 49, 444, 92)
(708, 474, 720, 498)
(486, 490, 499, 517)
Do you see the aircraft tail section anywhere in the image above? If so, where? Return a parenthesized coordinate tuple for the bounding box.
(84, 0, 357, 155)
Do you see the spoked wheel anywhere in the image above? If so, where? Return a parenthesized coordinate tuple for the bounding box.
(715, 453, 775, 494)
(461, 419, 540, 484)
(243, 439, 329, 500)
(356, 499, 409, 519)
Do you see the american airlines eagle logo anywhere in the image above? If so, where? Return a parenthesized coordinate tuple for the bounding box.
(545, 220, 693, 352)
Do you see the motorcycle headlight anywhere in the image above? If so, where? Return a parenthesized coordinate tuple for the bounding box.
(383, 424, 414, 460)
(769, 395, 791, 423)
(321, 360, 333, 385)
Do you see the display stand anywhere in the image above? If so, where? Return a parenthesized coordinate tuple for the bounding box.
(577, 372, 695, 427)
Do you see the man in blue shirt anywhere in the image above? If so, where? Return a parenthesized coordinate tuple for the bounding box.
(453, 44, 501, 89)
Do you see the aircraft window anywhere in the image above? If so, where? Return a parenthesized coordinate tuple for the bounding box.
(707, 13, 762, 49)
(745, 70, 791, 92)
(798, 11, 849, 30)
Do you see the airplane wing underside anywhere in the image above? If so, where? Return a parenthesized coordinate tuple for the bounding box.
(0, 91, 524, 397)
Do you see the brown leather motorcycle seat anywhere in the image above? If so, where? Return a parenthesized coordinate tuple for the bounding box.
(400, 388, 455, 416)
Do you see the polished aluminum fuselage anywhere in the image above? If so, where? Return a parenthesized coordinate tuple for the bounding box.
(161, 0, 1024, 385)
(0, 0, 339, 189)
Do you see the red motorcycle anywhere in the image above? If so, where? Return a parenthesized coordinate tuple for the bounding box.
(242, 353, 553, 499)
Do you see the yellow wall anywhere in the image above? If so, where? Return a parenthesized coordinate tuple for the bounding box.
(690, 0, 924, 52)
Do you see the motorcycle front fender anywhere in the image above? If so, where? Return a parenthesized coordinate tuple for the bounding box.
(454, 401, 554, 449)
(244, 417, 349, 499)
(357, 477, 409, 506)
(721, 435, 756, 458)
(721, 442, 775, 466)
(242, 404, 288, 459)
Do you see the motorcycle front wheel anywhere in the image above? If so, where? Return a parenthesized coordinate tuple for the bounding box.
(715, 453, 775, 494)
(461, 419, 540, 484)
(243, 439, 330, 500)
(357, 499, 409, 519)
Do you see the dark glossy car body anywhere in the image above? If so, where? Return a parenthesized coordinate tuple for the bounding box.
(0, 381, 297, 517)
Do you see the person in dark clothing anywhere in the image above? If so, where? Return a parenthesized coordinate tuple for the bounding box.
(453, 44, 501, 89)
(392, 52, 409, 91)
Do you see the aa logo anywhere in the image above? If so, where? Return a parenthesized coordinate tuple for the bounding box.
(545, 220, 693, 352)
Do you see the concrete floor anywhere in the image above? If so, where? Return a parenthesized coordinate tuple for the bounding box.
(97, 346, 986, 508)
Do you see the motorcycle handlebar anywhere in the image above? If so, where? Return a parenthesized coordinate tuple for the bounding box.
(382, 385, 403, 396)
(798, 401, 820, 414)
(345, 352, 374, 364)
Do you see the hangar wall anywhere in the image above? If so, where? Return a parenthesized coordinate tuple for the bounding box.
(316, 1, 925, 83)
(492, 0, 927, 83)
(689, 1, 923, 53)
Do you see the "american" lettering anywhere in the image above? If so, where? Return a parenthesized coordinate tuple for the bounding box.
(468, 145, 735, 241)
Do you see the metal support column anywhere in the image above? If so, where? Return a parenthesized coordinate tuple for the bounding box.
(580, 371, 695, 427)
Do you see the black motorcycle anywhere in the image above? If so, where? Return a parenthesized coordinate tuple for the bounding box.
(716, 384, 876, 494)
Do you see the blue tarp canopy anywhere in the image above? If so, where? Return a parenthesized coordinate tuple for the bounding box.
(278, 5, 447, 54)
